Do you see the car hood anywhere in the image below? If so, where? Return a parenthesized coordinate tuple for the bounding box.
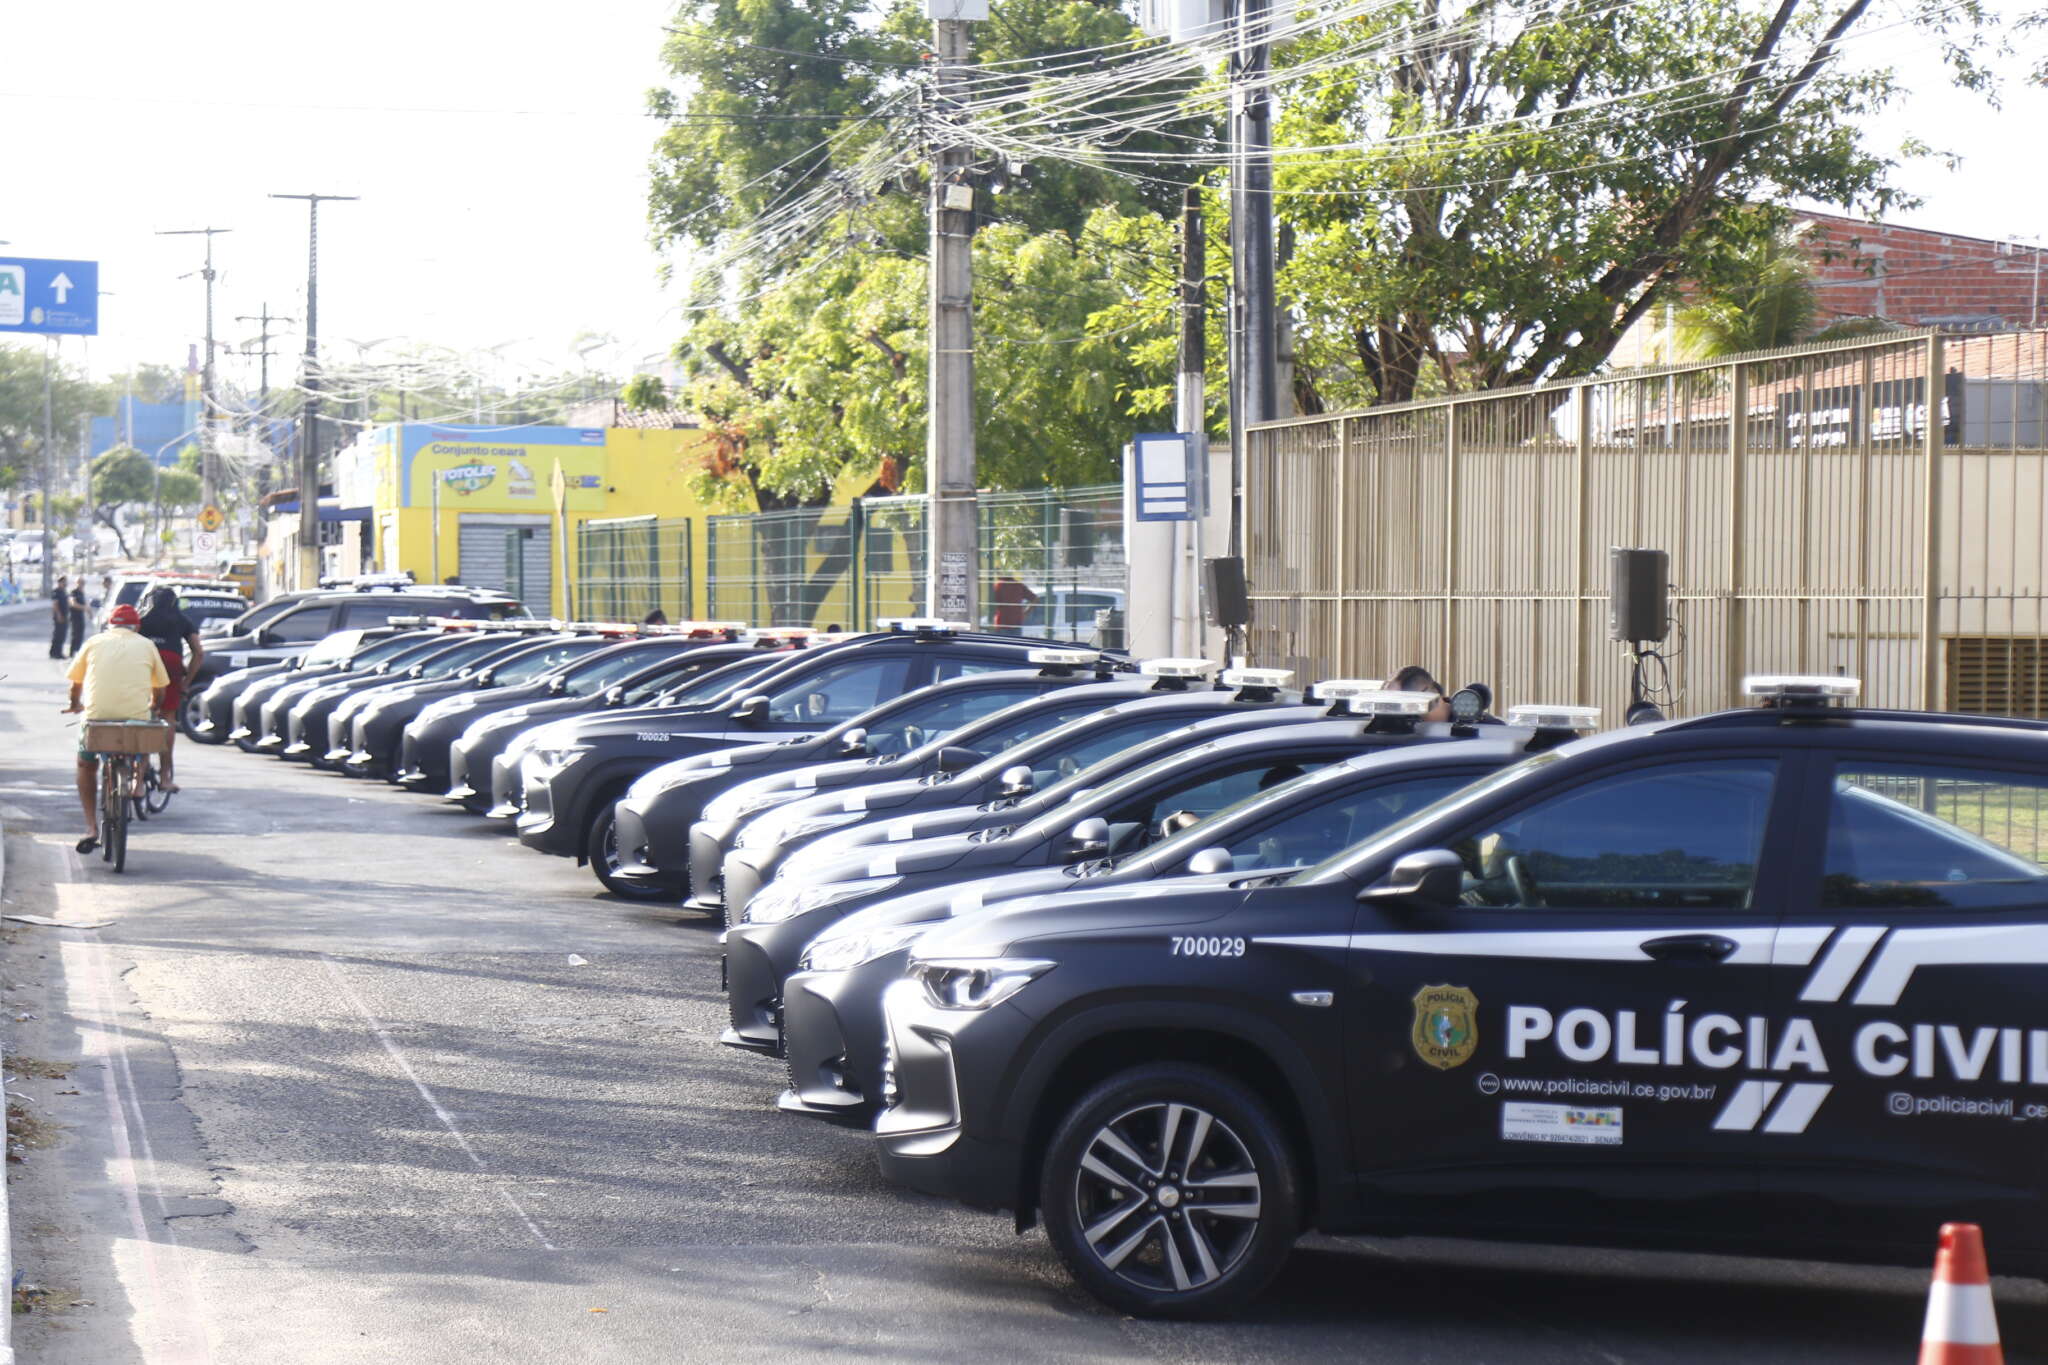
(824, 866, 1079, 936)
(631, 737, 818, 799)
(910, 873, 1253, 962)
(778, 832, 980, 885)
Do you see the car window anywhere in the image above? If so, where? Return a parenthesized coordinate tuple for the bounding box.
(348, 634, 424, 666)
(1030, 713, 1210, 795)
(492, 641, 598, 685)
(1455, 759, 1779, 910)
(931, 656, 1022, 681)
(764, 657, 915, 723)
(651, 656, 765, 704)
(1110, 757, 1334, 839)
(1219, 774, 1475, 870)
(341, 600, 424, 628)
(950, 695, 1115, 757)
(266, 606, 334, 643)
(1822, 763, 2048, 909)
(862, 683, 1045, 754)
(416, 638, 501, 677)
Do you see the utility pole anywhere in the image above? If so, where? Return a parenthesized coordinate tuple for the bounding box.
(77, 413, 93, 573)
(157, 226, 233, 508)
(925, 3, 981, 625)
(271, 193, 358, 590)
(1226, 0, 1278, 576)
(236, 302, 296, 409)
(38, 338, 54, 600)
(1176, 186, 1208, 657)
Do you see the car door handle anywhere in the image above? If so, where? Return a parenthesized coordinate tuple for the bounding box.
(1640, 933, 1739, 964)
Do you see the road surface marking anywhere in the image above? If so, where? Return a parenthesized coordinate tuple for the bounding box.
(317, 954, 559, 1251)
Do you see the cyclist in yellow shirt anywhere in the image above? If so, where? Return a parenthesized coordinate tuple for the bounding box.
(64, 604, 168, 854)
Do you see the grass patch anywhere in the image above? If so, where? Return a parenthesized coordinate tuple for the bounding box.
(5, 1056, 71, 1081)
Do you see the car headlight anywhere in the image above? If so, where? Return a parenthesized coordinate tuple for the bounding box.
(528, 745, 590, 772)
(912, 957, 1055, 1011)
(742, 876, 901, 925)
(799, 921, 934, 973)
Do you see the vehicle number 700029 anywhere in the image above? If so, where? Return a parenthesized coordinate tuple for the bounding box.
(1171, 935, 1247, 957)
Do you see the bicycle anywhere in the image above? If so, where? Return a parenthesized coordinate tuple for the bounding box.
(83, 720, 173, 874)
(130, 755, 173, 821)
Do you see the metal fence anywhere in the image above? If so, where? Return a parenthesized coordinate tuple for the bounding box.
(574, 515, 693, 623)
(703, 485, 1125, 633)
(1244, 329, 2048, 721)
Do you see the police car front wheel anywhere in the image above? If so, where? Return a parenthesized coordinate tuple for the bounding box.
(1041, 1063, 1299, 1318)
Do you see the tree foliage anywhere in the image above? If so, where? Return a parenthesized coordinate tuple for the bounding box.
(0, 344, 97, 491)
(1674, 232, 1819, 357)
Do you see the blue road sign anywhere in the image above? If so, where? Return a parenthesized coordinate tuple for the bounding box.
(0, 257, 99, 336)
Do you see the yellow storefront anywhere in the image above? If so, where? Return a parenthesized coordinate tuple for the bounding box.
(349, 423, 740, 618)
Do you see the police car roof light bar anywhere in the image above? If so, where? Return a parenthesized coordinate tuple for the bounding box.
(1221, 667, 1293, 690)
(1743, 674, 1860, 708)
(877, 617, 970, 634)
(1505, 704, 1600, 732)
(1309, 678, 1385, 705)
(1358, 689, 1438, 717)
(1029, 647, 1101, 668)
(1139, 657, 1219, 679)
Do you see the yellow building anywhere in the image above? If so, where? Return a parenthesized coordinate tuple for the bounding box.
(335, 422, 739, 618)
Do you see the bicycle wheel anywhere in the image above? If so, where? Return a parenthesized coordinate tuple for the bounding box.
(131, 758, 151, 822)
(98, 762, 118, 863)
(142, 760, 172, 816)
(107, 759, 129, 874)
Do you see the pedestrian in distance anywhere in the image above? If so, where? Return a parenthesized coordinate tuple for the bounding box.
(48, 576, 69, 658)
(67, 581, 88, 657)
(63, 603, 168, 854)
(137, 586, 205, 792)
(989, 575, 1038, 634)
(643, 608, 668, 626)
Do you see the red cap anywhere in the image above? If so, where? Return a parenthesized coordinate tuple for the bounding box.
(109, 604, 141, 626)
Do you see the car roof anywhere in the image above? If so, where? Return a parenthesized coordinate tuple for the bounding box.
(1537, 705, 2048, 765)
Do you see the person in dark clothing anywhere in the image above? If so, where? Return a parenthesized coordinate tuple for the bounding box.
(642, 609, 668, 626)
(1389, 664, 1452, 722)
(137, 586, 206, 791)
(66, 583, 87, 657)
(49, 577, 70, 657)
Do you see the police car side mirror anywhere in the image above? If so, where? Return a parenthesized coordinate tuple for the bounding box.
(1067, 817, 1110, 858)
(735, 694, 770, 724)
(601, 684, 624, 706)
(406, 664, 425, 678)
(548, 675, 568, 695)
(1186, 846, 1232, 876)
(839, 727, 868, 756)
(998, 763, 1035, 796)
(477, 667, 497, 686)
(1362, 848, 1464, 909)
(936, 746, 982, 775)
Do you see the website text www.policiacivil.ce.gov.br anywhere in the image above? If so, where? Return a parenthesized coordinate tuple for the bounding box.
(1479, 1073, 1719, 1104)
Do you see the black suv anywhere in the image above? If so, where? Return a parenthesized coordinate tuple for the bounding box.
(596, 651, 1127, 901)
(191, 583, 524, 700)
(194, 626, 418, 745)
(509, 625, 1081, 869)
(874, 680, 2048, 1316)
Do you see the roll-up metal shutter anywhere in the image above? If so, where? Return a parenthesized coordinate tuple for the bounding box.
(457, 514, 552, 611)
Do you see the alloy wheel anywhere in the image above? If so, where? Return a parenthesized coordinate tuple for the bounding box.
(1070, 1101, 1263, 1295)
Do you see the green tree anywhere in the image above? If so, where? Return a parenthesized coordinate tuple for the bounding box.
(622, 373, 669, 412)
(1673, 233, 1820, 357)
(1273, 0, 1986, 407)
(0, 343, 97, 491)
(90, 446, 156, 558)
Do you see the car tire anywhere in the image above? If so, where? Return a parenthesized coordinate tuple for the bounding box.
(585, 803, 681, 902)
(180, 689, 219, 743)
(1040, 1062, 1299, 1319)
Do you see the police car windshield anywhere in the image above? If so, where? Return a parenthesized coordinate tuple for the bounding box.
(1290, 750, 1563, 886)
(300, 630, 365, 665)
(655, 654, 779, 705)
(1018, 740, 1230, 840)
(1138, 763, 1342, 864)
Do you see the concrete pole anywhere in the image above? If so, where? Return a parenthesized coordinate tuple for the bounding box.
(272, 193, 357, 590)
(157, 227, 232, 509)
(1175, 187, 1208, 658)
(924, 16, 979, 626)
(38, 339, 53, 600)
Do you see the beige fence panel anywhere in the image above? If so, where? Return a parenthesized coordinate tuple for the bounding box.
(1247, 329, 2048, 721)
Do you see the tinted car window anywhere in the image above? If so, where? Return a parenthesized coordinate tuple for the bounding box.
(1457, 759, 1778, 910)
(492, 640, 600, 685)
(955, 695, 1119, 757)
(341, 600, 428, 628)
(865, 683, 1045, 754)
(765, 657, 915, 723)
(1822, 763, 2048, 909)
(932, 656, 1024, 680)
(1110, 758, 1334, 834)
(1221, 774, 1472, 870)
(266, 605, 334, 643)
(1032, 713, 1216, 794)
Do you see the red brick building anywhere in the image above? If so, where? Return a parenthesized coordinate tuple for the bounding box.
(1795, 211, 2045, 331)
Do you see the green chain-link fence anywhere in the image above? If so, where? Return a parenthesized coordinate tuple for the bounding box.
(574, 515, 692, 623)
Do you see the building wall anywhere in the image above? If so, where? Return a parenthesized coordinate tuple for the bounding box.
(1800, 212, 2048, 331)
(343, 422, 731, 617)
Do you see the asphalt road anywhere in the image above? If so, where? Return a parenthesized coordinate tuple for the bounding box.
(0, 607, 2042, 1363)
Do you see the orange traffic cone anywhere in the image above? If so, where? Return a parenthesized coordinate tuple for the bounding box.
(1919, 1222, 2003, 1365)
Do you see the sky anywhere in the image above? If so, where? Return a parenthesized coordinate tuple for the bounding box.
(1, 0, 2043, 400)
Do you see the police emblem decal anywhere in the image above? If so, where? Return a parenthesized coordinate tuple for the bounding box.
(1411, 984, 1479, 1070)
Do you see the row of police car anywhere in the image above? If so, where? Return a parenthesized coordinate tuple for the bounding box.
(189, 599, 2048, 1318)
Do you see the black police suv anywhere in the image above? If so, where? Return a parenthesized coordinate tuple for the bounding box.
(778, 719, 1582, 1125)
(712, 667, 1310, 921)
(317, 631, 550, 769)
(273, 631, 512, 763)
(613, 651, 1136, 904)
(471, 645, 799, 818)
(188, 582, 523, 702)
(251, 629, 459, 753)
(394, 632, 703, 795)
(721, 699, 1459, 1055)
(872, 679, 2048, 1317)
(510, 625, 1072, 870)
(595, 651, 1127, 901)
(340, 632, 605, 780)
(198, 626, 416, 744)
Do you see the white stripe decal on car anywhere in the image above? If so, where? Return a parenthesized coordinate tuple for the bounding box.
(1760, 1082, 1832, 1134)
(1797, 926, 1887, 1002)
(1853, 924, 2048, 1007)
(1712, 1080, 1781, 1131)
